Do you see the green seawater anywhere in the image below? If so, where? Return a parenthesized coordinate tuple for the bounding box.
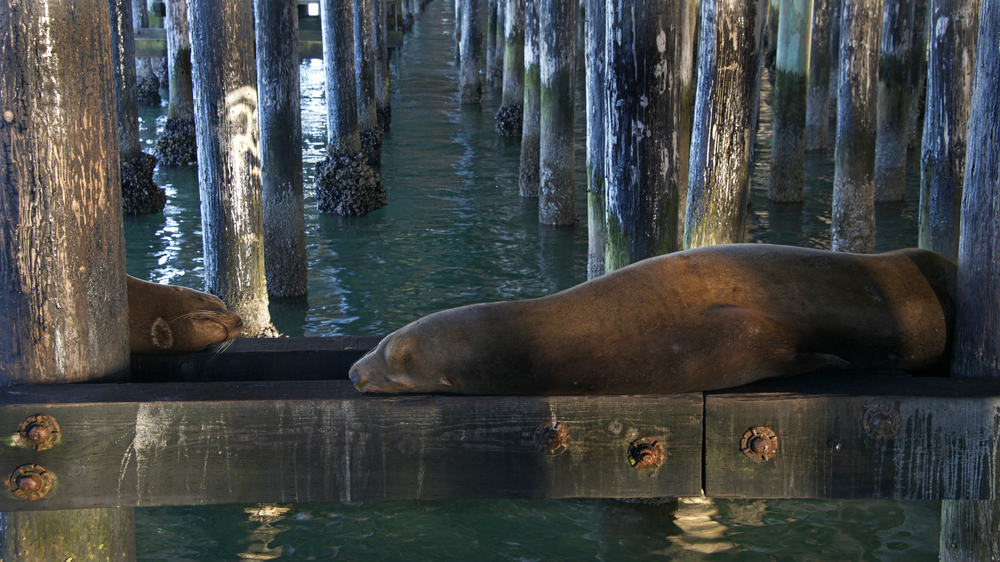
(128, 1, 934, 559)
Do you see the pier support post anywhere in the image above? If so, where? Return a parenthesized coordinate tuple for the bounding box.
(255, 0, 308, 298)
(156, 0, 198, 166)
(768, 0, 813, 202)
(490, 0, 507, 86)
(373, 0, 391, 131)
(685, 0, 768, 248)
(110, 0, 166, 216)
(806, 0, 836, 151)
(874, 0, 916, 201)
(584, 0, 605, 277)
(188, 0, 274, 335)
(940, 3, 1000, 557)
(831, 0, 882, 253)
(459, 0, 483, 103)
(496, 0, 525, 136)
(604, 0, 681, 269)
(0, 1, 133, 558)
(355, 0, 383, 165)
(519, 0, 541, 197)
(487, 0, 499, 85)
(917, 0, 979, 261)
(133, 0, 148, 30)
(317, 0, 386, 215)
(676, 0, 699, 243)
(538, 0, 576, 226)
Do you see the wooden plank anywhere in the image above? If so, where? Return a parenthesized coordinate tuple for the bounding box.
(0, 382, 703, 511)
(705, 373, 1000, 500)
(129, 336, 381, 382)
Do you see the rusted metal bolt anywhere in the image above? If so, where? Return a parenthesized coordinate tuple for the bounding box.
(740, 426, 778, 462)
(7, 464, 55, 501)
(863, 404, 901, 440)
(628, 438, 664, 470)
(749, 436, 770, 455)
(534, 422, 569, 455)
(27, 424, 51, 443)
(17, 414, 61, 451)
(16, 474, 41, 494)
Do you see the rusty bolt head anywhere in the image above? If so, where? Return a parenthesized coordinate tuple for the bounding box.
(740, 426, 778, 462)
(628, 438, 664, 471)
(534, 422, 569, 455)
(863, 404, 901, 440)
(7, 464, 55, 501)
(17, 414, 61, 451)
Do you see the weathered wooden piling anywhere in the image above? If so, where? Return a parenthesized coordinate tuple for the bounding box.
(0, 1, 133, 558)
(110, 0, 166, 216)
(187, 0, 273, 335)
(604, 0, 681, 269)
(538, 0, 576, 226)
(255, 0, 308, 298)
(496, 0, 525, 136)
(355, 0, 383, 165)
(873, 0, 915, 201)
(684, 0, 769, 249)
(317, 0, 386, 215)
(940, 4, 1000, 557)
(831, 0, 883, 253)
(906, 0, 930, 148)
(768, 0, 813, 202)
(584, 0, 605, 277)
(373, 0, 391, 131)
(766, 0, 779, 71)
(917, 0, 979, 261)
(676, 0, 699, 243)
(805, 0, 836, 151)
(459, 0, 483, 103)
(487, 0, 499, 82)
(156, 0, 198, 166)
(132, 0, 148, 30)
(135, 57, 162, 106)
(519, 0, 541, 197)
(454, 0, 462, 57)
(490, 0, 507, 86)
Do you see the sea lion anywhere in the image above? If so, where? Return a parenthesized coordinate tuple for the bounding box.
(127, 275, 244, 354)
(349, 244, 955, 395)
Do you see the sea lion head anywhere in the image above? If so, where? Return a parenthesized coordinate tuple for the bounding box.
(128, 276, 244, 354)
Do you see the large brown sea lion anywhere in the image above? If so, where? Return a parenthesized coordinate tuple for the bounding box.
(127, 275, 244, 354)
(349, 244, 955, 395)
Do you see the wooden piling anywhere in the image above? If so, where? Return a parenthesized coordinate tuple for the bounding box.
(584, 0, 605, 277)
(156, 0, 198, 166)
(454, 0, 462, 58)
(831, 0, 882, 253)
(906, 0, 930, 149)
(0, 1, 133, 558)
(805, 0, 835, 151)
(110, 0, 166, 216)
(491, 0, 507, 86)
(132, 0, 148, 30)
(873, 0, 915, 202)
(604, 0, 681, 269)
(459, 0, 483, 103)
(940, 4, 1000, 555)
(676, 0, 699, 244)
(768, 0, 813, 202)
(355, 0, 383, 165)
(538, 0, 576, 226)
(684, 0, 768, 249)
(917, 0, 979, 261)
(519, 0, 541, 197)
(187, 0, 273, 335)
(373, 0, 391, 130)
(317, 0, 386, 215)
(255, 0, 308, 298)
(496, 0, 525, 136)
(487, 0, 499, 83)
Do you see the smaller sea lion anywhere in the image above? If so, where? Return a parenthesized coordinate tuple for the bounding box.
(349, 244, 956, 395)
(127, 275, 244, 354)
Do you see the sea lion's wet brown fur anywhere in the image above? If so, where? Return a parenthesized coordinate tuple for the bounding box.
(350, 244, 955, 395)
(127, 275, 244, 354)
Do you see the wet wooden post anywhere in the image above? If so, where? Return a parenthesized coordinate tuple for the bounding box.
(684, 0, 769, 248)
(373, 0, 391, 130)
(766, 0, 779, 71)
(133, 0, 149, 30)
(496, 0, 524, 136)
(255, 0, 308, 298)
(453, 0, 461, 57)
(317, 0, 386, 215)
(827, 0, 841, 120)
(487, 0, 499, 84)
(519, 0, 541, 197)
(355, 0, 383, 165)
(676, 0, 700, 243)
(917, 0, 979, 261)
(110, 0, 166, 216)
(806, 0, 836, 151)
(831, 0, 882, 253)
(459, 0, 483, 103)
(906, 0, 929, 148)
(584, 0, 605, 277)
(0, 1, 133, 559)
(940, 3, 1000, 558)
(490, 0, 507, 86)
(768, 0, 813, 202)
(604, 0, 681, 269)
(403, 0, 414, 30)
(873, 0, 915, 201)
(538, 0, 576, 226)
(156, 0, 198, 166)
(187, 0, 273, 335)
